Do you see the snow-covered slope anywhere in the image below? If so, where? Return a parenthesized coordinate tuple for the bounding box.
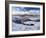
(12, 15, 40, 31)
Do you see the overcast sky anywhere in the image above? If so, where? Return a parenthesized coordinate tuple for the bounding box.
(12, 7, 40, 15)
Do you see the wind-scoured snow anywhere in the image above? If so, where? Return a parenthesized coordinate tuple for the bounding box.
(12, 16, 40, 31)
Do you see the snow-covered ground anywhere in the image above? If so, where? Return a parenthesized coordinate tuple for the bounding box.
(12, 16, 40, 31)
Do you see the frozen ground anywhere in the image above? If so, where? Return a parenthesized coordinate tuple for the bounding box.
(12, 16, 40, 31)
